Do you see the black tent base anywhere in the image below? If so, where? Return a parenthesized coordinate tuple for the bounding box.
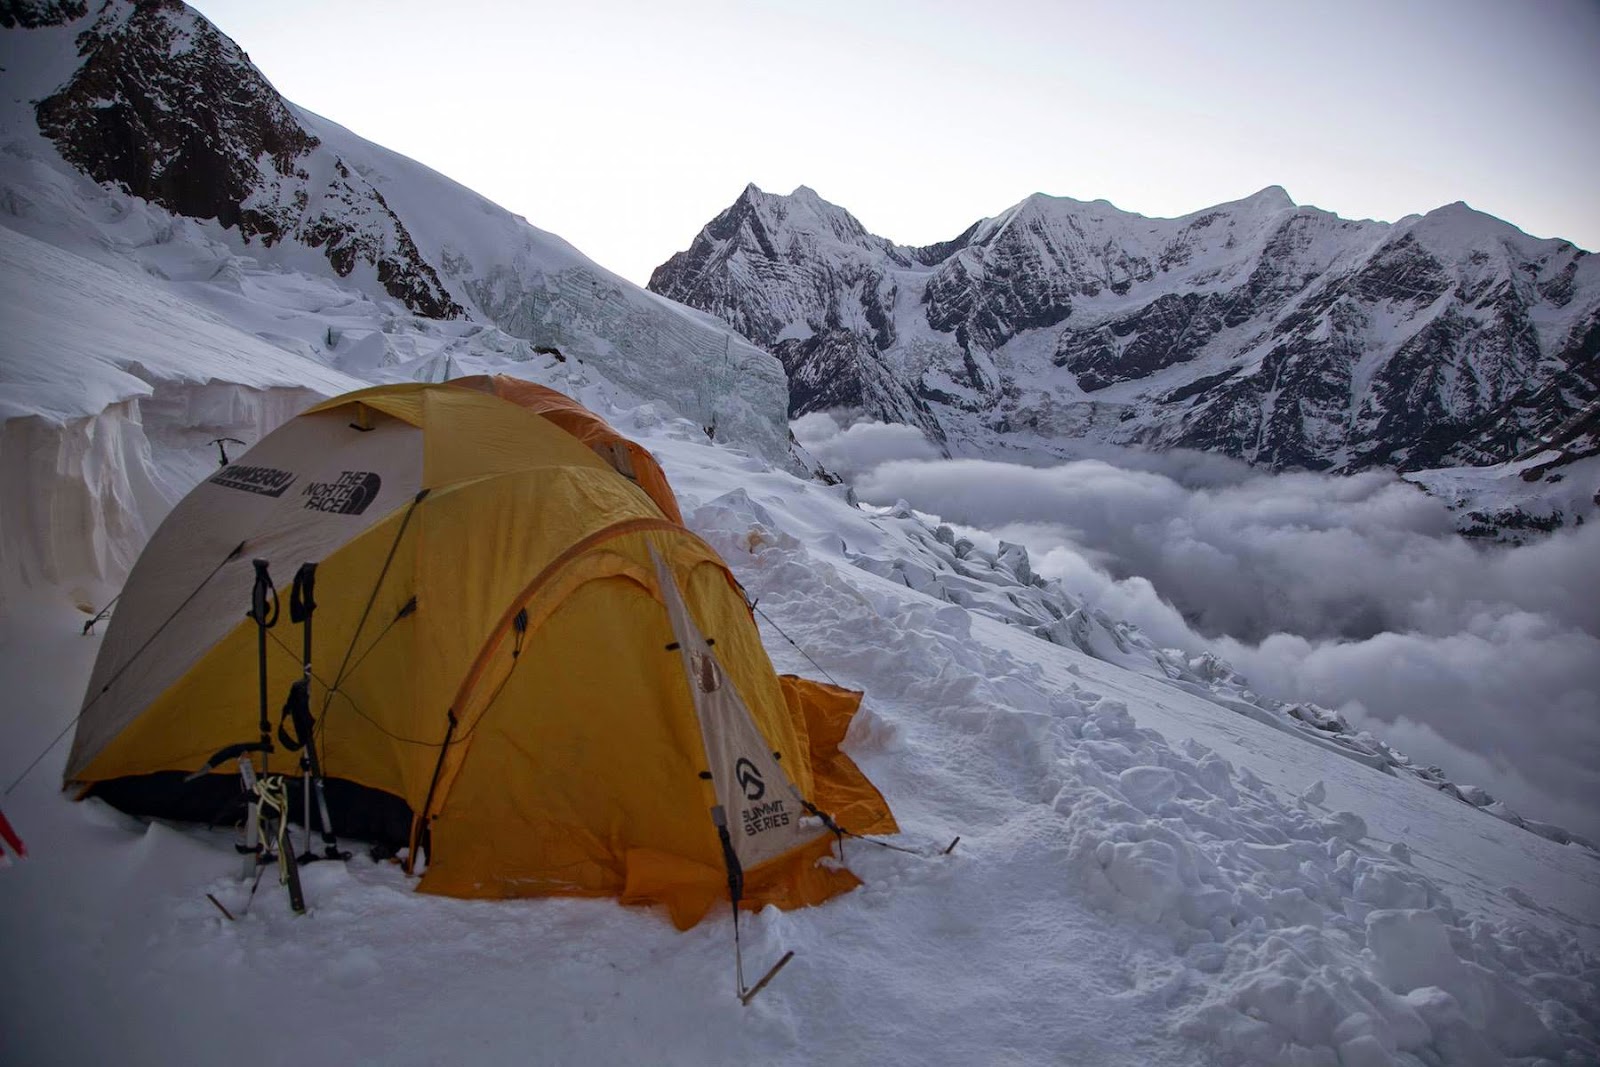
(84, 772, 414, 855)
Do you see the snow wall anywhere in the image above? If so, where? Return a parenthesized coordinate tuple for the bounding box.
(0, 383, 322, 611)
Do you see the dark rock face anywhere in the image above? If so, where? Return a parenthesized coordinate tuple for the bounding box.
(652, 185, 1599, 479)
(1349, 234, 1452, 305)
(774, 330, 945, 443)
(1159, 229, 1594, 471)
(33, 0, 460, 318)
(1449, 308, 1600, 468)
(651, 184, 900, 352)
(921, 210, 1089, 353)
(294, 159, 458, 319)
(37, 1, 314, 237)
(1055, 292, 1225, 390)
(651, 185, 945, 440)
(0, 0, 85, 29)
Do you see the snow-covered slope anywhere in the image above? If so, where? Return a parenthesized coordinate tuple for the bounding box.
(290, 107, 790, 459)
(2, 399, 1596, 1066)
(0, 0, 795, 576)
(651, 185, 1600, 531)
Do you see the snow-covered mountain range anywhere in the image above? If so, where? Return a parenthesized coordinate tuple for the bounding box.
(650, 184, 1600, 531)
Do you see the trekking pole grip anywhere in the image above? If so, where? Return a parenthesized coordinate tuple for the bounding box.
(251, 559, 278, 627)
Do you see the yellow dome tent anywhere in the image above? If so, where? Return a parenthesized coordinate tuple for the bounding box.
(66, 378, 895, 929)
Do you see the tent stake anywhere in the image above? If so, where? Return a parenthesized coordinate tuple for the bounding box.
(739, 950, 795, 1006)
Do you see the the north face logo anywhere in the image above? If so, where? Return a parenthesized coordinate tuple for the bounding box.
(303, 471, 381, 515)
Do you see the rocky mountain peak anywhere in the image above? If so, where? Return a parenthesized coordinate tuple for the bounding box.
(723, 182, 885, 256)
(651, 185, 1600, 499)
(24, 0, 462, 318)
(36, 0, 315, 237)
(651, 183, 940, 442)
(1403, 198, 1582, 260)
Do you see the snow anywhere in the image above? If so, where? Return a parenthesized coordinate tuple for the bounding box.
(4, 411, 1598, 1063)
(0, 224, 371, 599)
(10, 387, 1600, 1066)
(0, 226, 362, 424)
(290, 107, 794, 465)
(1405, 453, 1600, 536)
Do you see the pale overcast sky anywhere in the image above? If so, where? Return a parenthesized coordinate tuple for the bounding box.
(192, 0, 1600, 285)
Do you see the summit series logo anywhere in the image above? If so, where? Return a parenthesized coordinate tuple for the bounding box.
(736, 755, 791, 837)
(735, 757, 766, 801)
(303, 471, 382, 516)
(209, 465, 294, 497)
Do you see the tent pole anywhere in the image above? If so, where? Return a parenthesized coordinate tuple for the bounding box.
(713, 803, 794, 1005)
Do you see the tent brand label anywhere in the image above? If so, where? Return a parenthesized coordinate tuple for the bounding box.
(742, 799, 790, 837)
(303, 471, 382, 515)
(735, 757, 766, 801)
(210, 465, 295, 497)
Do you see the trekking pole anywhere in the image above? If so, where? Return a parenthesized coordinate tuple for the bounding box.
(245, 560, 279, 879)
(300, 733, 312, 859)
(283, 563, 347, 863)
(293, 562, 316, 858)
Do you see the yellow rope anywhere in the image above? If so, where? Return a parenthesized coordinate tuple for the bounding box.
(253, 774, 294, 887)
